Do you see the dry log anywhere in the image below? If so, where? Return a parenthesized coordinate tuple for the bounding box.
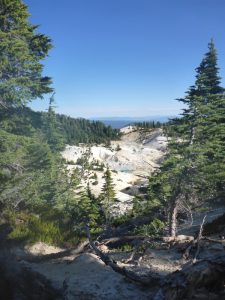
(100, 235, 146, 247)
(182, 241, 195, 260)
(123, 245, 139, 264)
(86, 224, 162, 286)
(100, 234, 194, 249)
(202, 237, 225, 244)
(87, 223, 225, 300)
(162, 235, 194, 243)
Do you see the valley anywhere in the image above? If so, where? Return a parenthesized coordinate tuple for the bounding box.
(62, 126, 168, 215)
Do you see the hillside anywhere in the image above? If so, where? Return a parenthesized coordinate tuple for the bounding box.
(0, 107, 120, 146)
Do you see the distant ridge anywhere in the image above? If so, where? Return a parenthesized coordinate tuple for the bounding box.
(91, 116, 175, 129)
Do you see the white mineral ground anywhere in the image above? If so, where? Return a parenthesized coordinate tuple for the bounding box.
(61, 126, 168, 215)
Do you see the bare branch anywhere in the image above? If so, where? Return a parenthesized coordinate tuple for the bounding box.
(193, 215, 207, 263)
(86, 224, 161, 285)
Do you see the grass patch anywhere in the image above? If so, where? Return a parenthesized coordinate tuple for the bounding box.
(7, 211, 63, 245)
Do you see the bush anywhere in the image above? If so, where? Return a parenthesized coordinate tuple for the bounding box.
(114, 243, 133, 252)
(135, 218, 165, 236)
(7, 212, 63, 245)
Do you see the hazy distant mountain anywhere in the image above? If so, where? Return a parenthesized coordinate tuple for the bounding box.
(91, 116, 175, 128)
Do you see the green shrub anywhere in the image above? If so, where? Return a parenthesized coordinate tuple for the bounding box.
(8, 213, 63, 245)
(113, 213, 132, 226)
(114, 243, 133, 252)
(135, 218, 165, 236)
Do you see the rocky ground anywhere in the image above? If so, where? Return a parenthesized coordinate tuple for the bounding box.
(6, 207, 225, 300)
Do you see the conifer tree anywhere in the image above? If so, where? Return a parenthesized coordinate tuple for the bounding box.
(100, 166, 116, 226)
(148, 41, 225, 236)
(41, 93, 65, 151)
(176, 40, 224, 145)
(176, 40, 225, 196)
(0, 0, 53, 108)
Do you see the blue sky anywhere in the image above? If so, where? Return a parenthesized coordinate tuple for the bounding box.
(25, 0, 225, 118)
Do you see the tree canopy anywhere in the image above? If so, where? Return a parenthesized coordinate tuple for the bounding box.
(0, 0, 52, 108)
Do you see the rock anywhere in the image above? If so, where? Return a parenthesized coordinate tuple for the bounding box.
(0, 254, 63, 300)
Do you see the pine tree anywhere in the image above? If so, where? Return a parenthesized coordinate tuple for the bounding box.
(0, 0, 53, 108)
(100, 166, 116, 226)
(41, 93, 65, 151)
(178, 40, 225, 198)
(176, 40, 224, 145)
(148, 41, 225, 236)
(0, 1, 56, 211)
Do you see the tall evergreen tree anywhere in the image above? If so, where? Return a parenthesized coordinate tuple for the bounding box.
(100, 166, 116, 226)
(176, 40, 224, 145)
(177, 40, 225, 197)
(41, 93, 65, 151)
(0, 0, 52, 108)
(148, 41, 225, 236)
(0, 0, 54, 209)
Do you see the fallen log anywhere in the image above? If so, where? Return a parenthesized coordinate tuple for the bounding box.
(162, 235, 194, 243)
(100, 234, 195, 249)
(88, 224, 225, 299)
(86, 224, 162, 286)
(99, 235, 146, 248)
(202, 237, 225, 244)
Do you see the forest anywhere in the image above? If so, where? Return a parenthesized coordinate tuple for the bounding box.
(0, 1, 225, 299)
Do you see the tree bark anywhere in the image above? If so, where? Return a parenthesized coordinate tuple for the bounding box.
(168, 201, 178, 237)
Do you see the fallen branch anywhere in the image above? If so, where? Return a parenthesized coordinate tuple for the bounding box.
(202, 237, 225, 244)
(86, 224, 161, 285)
(123, 245, 140, 264)
(100, 235, 146, 247)
(182, 240, 195, 260)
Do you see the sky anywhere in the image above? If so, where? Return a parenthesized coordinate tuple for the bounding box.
(25, 0, 225, 118)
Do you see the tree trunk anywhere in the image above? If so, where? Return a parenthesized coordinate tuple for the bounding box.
(168, 201, 177, 237)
